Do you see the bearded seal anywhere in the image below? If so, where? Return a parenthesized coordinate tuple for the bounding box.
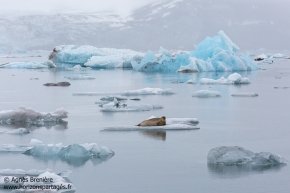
(137, 116, 166, 127)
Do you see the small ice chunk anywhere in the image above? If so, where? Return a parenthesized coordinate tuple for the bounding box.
(231, 93, 259, 97)
(100, 101, 163, 112)
(207, 146, 286, 168)
(122, 88, 174, 96)
(192, 90, 221, 98)
(65, 75, 96, 80)
(200, 73, 250, 85)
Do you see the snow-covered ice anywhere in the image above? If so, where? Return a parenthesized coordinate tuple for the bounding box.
(103, 117, 199, 131)
(0, 108, 68, 127)
(0, 139, 114, 166)
(207, 146, 286, 168)
(0, 61, 56, 69)
(192, 90, 221, 98)
(0, 169, 75, 193)
(73, 88, 175, 96)
(200, 73, 250, 85)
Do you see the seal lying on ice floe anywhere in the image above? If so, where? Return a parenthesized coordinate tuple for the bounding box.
(137, 116, 166, 127)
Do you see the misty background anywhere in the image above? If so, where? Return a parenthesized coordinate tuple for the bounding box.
(0, 0, 290, 53)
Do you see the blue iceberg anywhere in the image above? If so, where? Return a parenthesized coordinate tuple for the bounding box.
(49, 31, 256, 72)
(131, 31, 257, 72)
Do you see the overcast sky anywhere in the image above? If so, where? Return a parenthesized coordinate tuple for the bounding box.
(1, 0, 160, 16)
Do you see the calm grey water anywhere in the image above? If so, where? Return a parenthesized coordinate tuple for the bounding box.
(0, 57, 290, 193)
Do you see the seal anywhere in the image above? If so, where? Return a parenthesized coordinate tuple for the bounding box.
(43, 82, 71, 87)
(137, 116, 166, 127)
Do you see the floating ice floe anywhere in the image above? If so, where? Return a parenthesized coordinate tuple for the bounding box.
(64, 75, 96, 80)
(231, 93, 259, 97)
(0, 139, 114, 167)
(0, 128, 30, 135)
(122, 88, 174, 96)
(100, 99, 163, 112)
(131, 31, 256, 72)
(207, 146, 286, 168)
(0, 61, 56, 69)
(49, 45, 143, 68)
(0, 169, 75, 193)
(200, 73, 250, 85)
(254, 53, 289, 64)
(103, 117, 199, 131)
(0, 108, 68, 128)
(192, 90, 221, 98)
(73, 87, 174, 96)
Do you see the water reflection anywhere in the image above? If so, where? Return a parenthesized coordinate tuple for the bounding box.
(0, 121, 68, 130)
(207, 163, 286, 178)
(140, 131, 166, 141)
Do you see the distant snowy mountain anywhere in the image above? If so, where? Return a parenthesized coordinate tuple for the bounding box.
(1, 0, 290, 53)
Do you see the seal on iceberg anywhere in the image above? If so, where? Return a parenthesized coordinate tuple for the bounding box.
(137, 116, 166, 127)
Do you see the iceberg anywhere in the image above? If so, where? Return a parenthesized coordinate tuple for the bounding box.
(103, 117, 199, 131)
(0, 139, 114, 167)
(73, 87, 175, 96)
(49, 45, 143, 67)
(192, 90, 221, 98)
(0, 61, 56, 69)
(100, 100, 163, 112)
(0, 169, 75, 193)
(131, 31, 256, 72)
(200, 73, 250, 85)
(0, 107, 68, 128)
(207, 146, 286, 168)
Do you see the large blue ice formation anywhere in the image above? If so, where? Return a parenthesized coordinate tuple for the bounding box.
(49, 31, 256, 72)
(131, 31, 256, 72)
